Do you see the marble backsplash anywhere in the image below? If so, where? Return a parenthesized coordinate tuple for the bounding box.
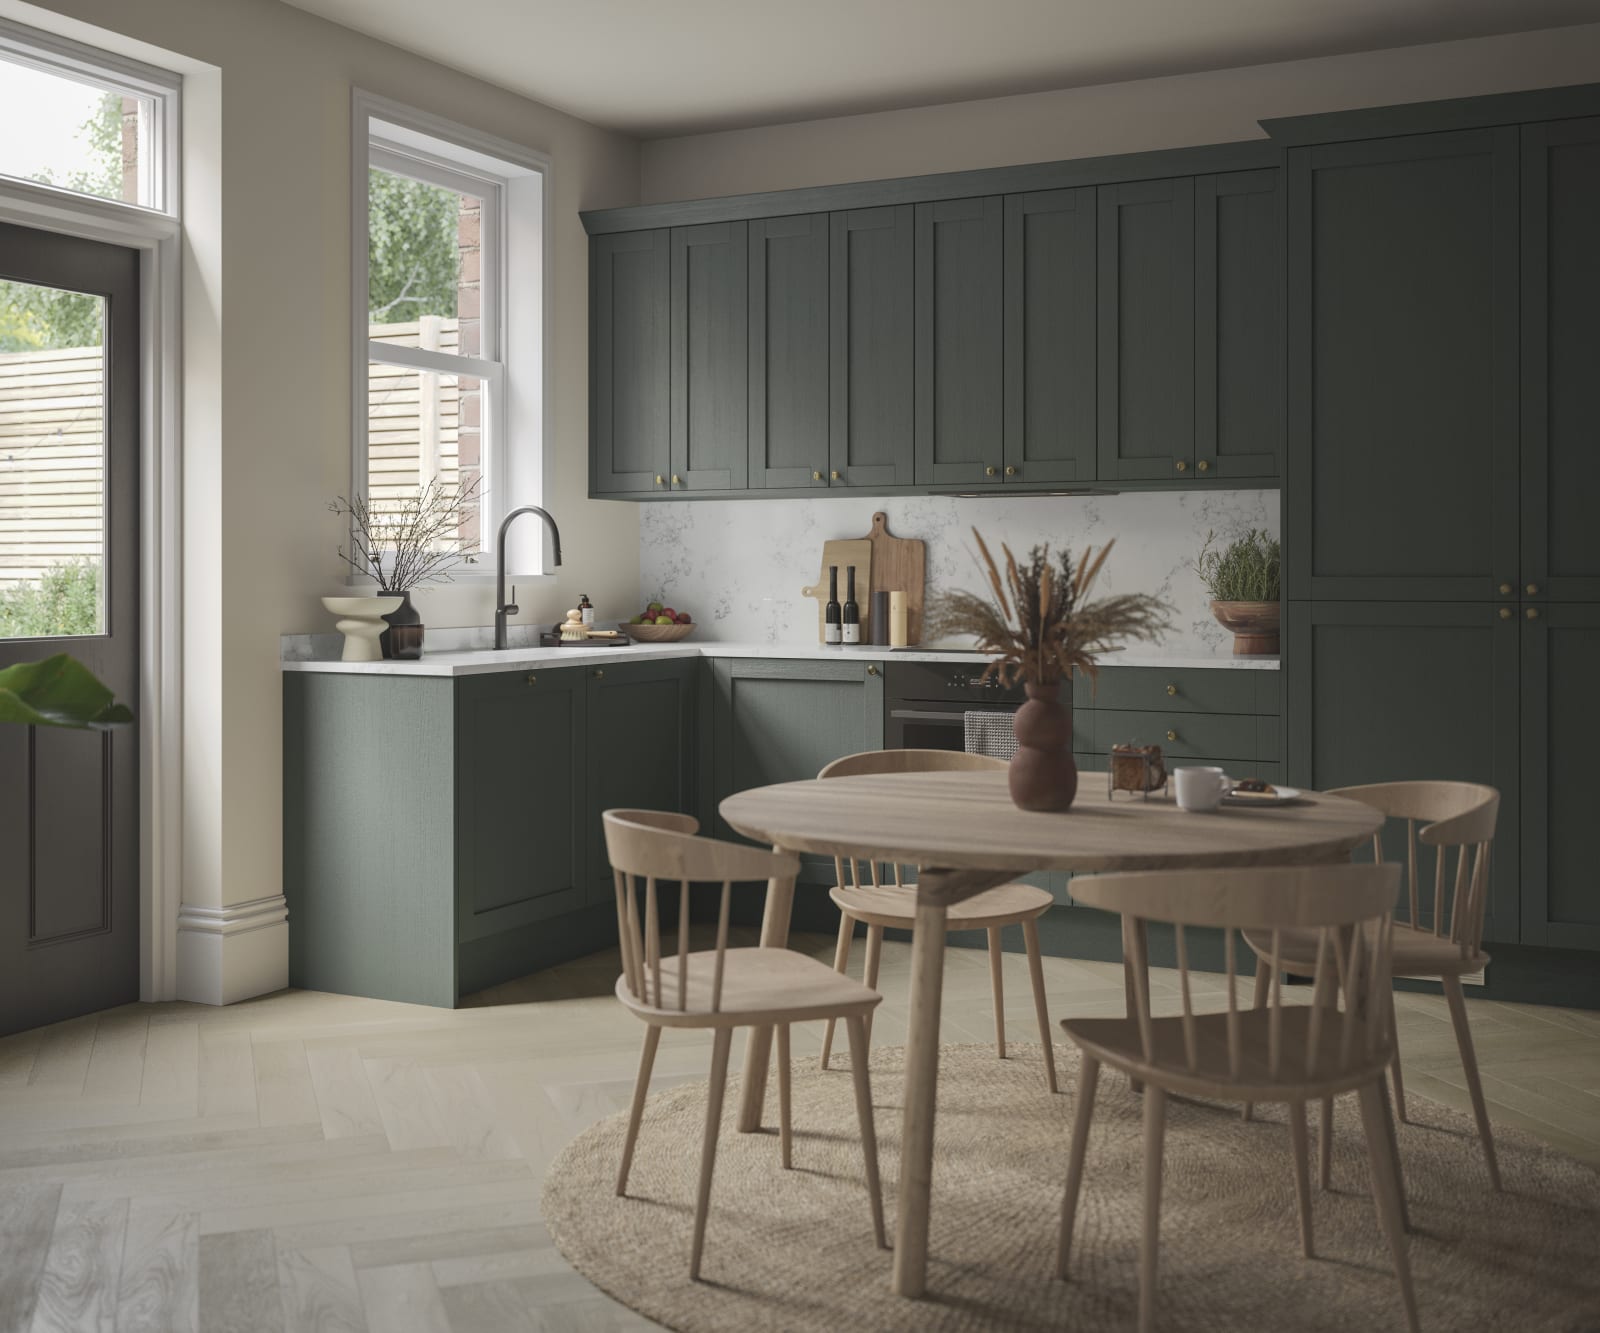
(638, 489, 1279, 654)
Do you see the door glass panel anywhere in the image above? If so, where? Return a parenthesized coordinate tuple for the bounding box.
(0, 279, 105, 638)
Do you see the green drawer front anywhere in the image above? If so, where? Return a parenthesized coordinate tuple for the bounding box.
(1092, 709, 1258, 761)
(1083, 667, 1265, 715)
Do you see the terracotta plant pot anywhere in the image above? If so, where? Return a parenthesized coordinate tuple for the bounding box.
(1009, 681, 1079, 813)
(1209, 600, 1281, 655)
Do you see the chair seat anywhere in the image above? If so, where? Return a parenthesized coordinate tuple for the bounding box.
(1244, 923, 1488, 979)
(616, 947, 883, 1029)
(830, 880, 1053, 931)
(1062, 1007, 1393, 1102)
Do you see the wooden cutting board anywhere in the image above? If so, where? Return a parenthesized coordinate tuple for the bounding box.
(864, 511, 926, 644)
(800, 539, 872, 643)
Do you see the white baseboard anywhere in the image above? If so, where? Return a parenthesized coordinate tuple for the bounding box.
(1400, 967, 1487, 989)
(175, 895, 289, 1005)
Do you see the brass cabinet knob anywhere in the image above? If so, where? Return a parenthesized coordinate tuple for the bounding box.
(1526, 607, 1540, 620)
(1166, 729, 1178, 742)
(593, 668, 605, 678)
(1526, 583, 1540, 596)
(654, 475, 664, 486)
(1166, 683, 1178, 696)
(1175, 460, 1188, 473)
(866, 664, 880, 677)
(1197, 459, 1211, 473)
(1004, 465, 1017, 476)
(985, 465, 998, 477)
(831, 470, 842, 481)
(671, 474, 682, 486)
(812, 470, 823, 481)
(1498, 582, 1512, 595)
(525, 673, 537, 686)
(1498, 607, 1512, 619)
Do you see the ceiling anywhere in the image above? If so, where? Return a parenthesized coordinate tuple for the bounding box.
(280, 0, 1600, 138)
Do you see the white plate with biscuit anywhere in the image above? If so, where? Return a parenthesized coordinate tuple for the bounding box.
(1223, 782, 1303, 807)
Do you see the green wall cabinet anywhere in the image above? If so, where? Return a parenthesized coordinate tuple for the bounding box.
(748, 214, 831, 489)
(590, 230, 671, 494)
(671, 221, 748, 491)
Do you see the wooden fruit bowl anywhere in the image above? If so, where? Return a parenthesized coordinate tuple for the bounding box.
(1209, 600, 1280, 655)
(618, 621, 696, 643)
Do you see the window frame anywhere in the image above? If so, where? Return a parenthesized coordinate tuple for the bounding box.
(0, 16, 180, 216)
(351, 91, 550, 577)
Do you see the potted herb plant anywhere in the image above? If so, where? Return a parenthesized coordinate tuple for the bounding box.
(328, 477, 481, 660)
(928, 532, 1171, 812)
(1197, 528, 1281, 655)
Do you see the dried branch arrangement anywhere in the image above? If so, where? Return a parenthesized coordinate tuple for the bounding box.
(329, 476, 482, 592)
(926, 529, 1173, 688)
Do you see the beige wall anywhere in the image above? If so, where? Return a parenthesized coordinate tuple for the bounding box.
(5, 0, 641, 975)
(640, 22, 1600, 201)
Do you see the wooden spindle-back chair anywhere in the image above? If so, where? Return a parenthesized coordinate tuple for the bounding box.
(1244, 781, 1502, 1190)
(602, 810, 886, 1280)
(1057, 862, 1417, 1333)
(816, 749, 1060, 1092)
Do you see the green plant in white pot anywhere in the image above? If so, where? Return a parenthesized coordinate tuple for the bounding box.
(1197, 529, 1281, 655)
(0, 654, 132, 728)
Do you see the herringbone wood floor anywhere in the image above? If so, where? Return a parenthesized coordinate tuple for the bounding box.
(1, 930, 1596, 1332)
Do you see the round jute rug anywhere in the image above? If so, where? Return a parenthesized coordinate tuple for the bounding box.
(542, 1042, 1600, 1332)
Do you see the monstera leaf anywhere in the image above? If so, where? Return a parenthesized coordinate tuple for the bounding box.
(0, 655, 133, 729)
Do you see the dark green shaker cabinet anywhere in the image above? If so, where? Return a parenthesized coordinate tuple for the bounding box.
(1521, 118, 1600, 604)
(1004, 188, 1096, 486)
(1096, 177, 1195, 482)
(830, 206, 916, 488)
(591, 230, 671, 495)
(1286, 130, 1519, 601)
(915, 196, 1005, 486)
(671, 221, 748, 491)
(748, 214, 831, 489)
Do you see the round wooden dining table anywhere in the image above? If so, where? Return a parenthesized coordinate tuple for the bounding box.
(720, 769, 1384, 1299)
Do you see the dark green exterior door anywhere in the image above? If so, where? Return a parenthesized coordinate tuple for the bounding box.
(1003, 188, 1095, 485)
(1096, 177, 1195, 482)
(1519, 604, 1600, 949)
(915, 196, 1004, 487)
(591, 230, 671, 495)
(585, 658, 698, 905)
(1285, 601, 1519, 942)
(829, 206, 915, 488)
(1286, 130, 1518, 601)
(748, 214, 830, 490)
(671, 221, 748, 491)
(1521, 118, 1600, 604)
(1196, 169, 1281, 482)
(455, 669, 588, 942)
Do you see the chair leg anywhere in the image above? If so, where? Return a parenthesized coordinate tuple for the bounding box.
(1357, 1081, 1421, 1333)
(1377, 1072, 1411, 1234)
(1139, 1086, 1167, 1333)
(1288, 1099, 1314, 1258)
(777, 1023, 793, 1170)
(1243, 956, 1272, 1122)
(689, 1027, 734, 1281)
(1023, 919, 1059, 1094)
(988, 926, 1007, 1059)
(1319, 1095, 1334, 1190)
(616, 1024, 661, 1197)
(1055, 1054, 1100, 1280)
(862, 925, 884, 1049)
(845, 1013, 887, 1249)
(1443, 975, 1502, 1191)
(1386, 991, 1409, 1125)
(820, 913, 853, 1071)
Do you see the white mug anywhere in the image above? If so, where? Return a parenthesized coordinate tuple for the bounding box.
(1173, 765, 1231, 812)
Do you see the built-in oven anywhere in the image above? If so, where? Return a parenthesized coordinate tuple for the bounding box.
(884, 658, 1025, 751)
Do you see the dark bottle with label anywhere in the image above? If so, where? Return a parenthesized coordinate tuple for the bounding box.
(578, 593, 594, 627)
(824, 565, 842, 645)
(842, 567, 861, 645)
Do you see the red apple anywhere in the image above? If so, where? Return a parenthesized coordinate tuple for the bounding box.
(676, 611, 692, 624)
(659, 607, 677, 621)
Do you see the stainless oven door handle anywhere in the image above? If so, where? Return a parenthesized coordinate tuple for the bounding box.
(887, 709, 974, 721)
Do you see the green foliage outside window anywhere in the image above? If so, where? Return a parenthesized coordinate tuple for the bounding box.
(0, 561, 101, 639)
(368, 168, 462, 323)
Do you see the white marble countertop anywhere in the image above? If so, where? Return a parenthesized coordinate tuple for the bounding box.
(281, 639, 1279, 677)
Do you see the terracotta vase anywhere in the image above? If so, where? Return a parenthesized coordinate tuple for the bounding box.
(1009, 681, 1079, 813)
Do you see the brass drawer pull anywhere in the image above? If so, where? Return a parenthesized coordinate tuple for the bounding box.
(653, 474, 664, 486)
(1166, 729, 1178, 743)
(1498, 607, 1512, 620)
(1174, 460, 1188, 473)
(593, 668, 605, 678)
(525, 673, 537, 686)
(1004, 465, 1016, 476)
(866, 664, 880, 677)
(1166, 683, 1178, 697)
(671, 474, 682, 486)
(1498, 582, 1512, 595)
(1196, 460, 1211, 473)
(1526, 583, 1540, 596)
(831, 470, 842, 481)
(1526, 608, 1539, 620)
(985, 465, 998, 477)
(812, 470, 823, 481)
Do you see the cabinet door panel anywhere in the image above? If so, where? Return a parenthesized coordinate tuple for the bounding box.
(1522, 119, 1600, 602)
(1520, 605, 1600, 949)
(456, 670, 587, 941)
(1097, 178, 1195, 481)
(1285, 602, 1519, 942)
(1287, 131, 1518, 600)
(671, 221, 747, 491)
(749, 214, 830, 489)
(915, 197, 1004, 486)
(829, 207, 915, 488)
(1196, 169, 1281, 481)
(1004, 188, 1095, 485)
(591, 231, 670, 494)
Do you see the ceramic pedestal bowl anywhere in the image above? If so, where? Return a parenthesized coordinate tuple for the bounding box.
(1209, 600, 1280, 655)
(323, 596, 403, 662)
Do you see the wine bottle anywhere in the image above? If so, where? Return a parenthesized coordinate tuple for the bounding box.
(842, 566, 861, 644)
(824, 565, 842, 645)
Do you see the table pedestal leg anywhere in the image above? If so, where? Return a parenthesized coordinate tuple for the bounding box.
(894, 898, 947, 1298)
(738, 864, 796, 1134)
(1123, 915, 1150, 1094)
